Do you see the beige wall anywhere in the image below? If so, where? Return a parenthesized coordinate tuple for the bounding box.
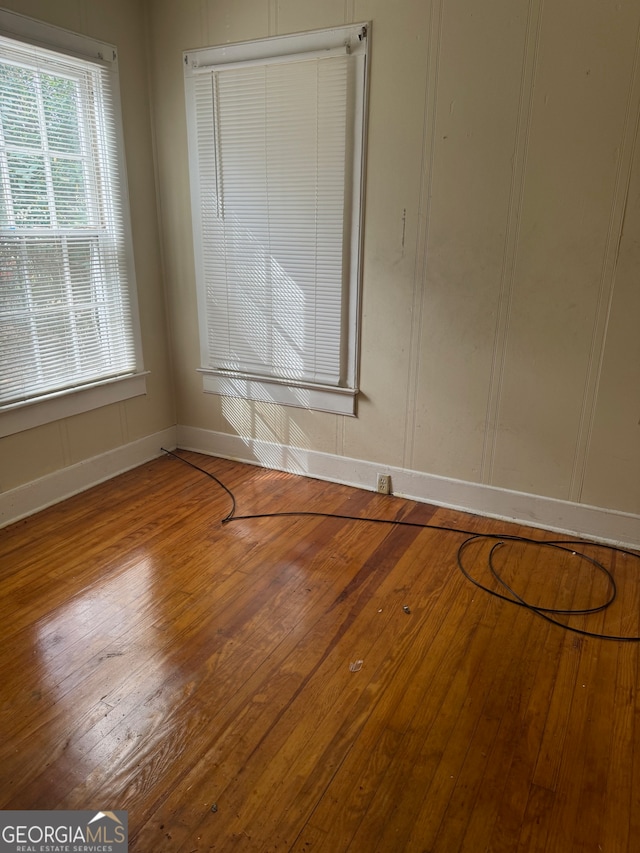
(149, 0, 640, 517)
(0, 0, 174, 491)
(2, 0, 639, 522)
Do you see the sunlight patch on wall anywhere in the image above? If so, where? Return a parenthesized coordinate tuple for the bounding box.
(220, 395, 311, 474)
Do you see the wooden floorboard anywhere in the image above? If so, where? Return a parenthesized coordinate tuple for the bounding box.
(1, 451, 639, 852)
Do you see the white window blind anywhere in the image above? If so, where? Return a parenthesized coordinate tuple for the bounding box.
(185, 25, 368, 415)
(0, 27, 141, 411)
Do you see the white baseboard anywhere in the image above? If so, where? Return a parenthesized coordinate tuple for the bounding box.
(3, 423, 638, 549)
(0, 426, 177, 528)
(177, 425, 640, 549)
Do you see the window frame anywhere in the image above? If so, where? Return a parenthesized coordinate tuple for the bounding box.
(0, 9, 146, 438)
(183, 23, 370, 417)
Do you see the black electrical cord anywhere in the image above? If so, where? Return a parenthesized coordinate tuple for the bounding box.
(161, 446, 236, 521)
(161, 448, 640, 642)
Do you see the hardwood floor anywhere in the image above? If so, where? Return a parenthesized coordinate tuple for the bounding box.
(1, 451, 639, 852)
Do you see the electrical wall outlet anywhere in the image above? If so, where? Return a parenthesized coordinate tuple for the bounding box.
(377, 473, 391, 495)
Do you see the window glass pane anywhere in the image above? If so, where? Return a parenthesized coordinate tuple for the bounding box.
(6, 151, 50, 225)
(33, 308, 75, 376)
(0, 63, 40, 148)
(67, 239, 94, 300)
(0, 315, 32, 398)
(0, 241, 25, 311)
(0, 182, 8, 226)
(75, 306, 104, 363)
(42, 73, 81, 155)
(51, 157, 88, 226)
(23, 240, 66, 309)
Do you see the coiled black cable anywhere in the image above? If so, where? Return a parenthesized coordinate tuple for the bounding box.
(162, 448, 640, 642)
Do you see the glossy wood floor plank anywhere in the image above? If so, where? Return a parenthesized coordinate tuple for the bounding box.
(1, 452, 639, 852)
(134, 521, 434, 851)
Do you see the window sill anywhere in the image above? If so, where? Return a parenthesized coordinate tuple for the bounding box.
(199, 370, 357, 416)
(0, 373, 149, 438)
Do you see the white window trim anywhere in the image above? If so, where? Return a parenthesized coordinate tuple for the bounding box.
(0, 373, 148, 438)
(184, 23, 369, 417)
(0, 9, 146, 436)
